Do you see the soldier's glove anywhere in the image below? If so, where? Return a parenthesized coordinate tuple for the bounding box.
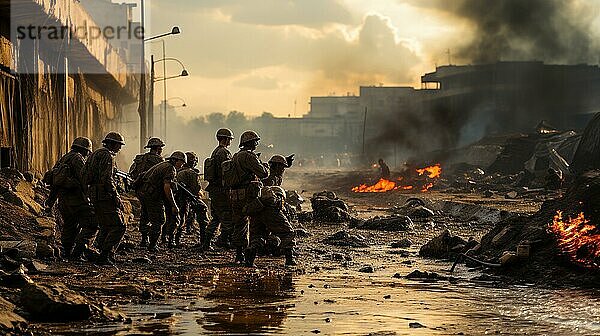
(286, 154, 295, 168)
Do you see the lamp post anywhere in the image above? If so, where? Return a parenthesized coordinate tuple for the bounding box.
(144, 26, 180, 139)
(151, 57, 188, 139)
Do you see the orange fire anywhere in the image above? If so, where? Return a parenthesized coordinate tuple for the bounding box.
(421, 183, 434, 192)
(352, 179, 400, 193)
(549, 211, 600, 267)
(416, 164, 442, 179)
(352, 163, 443, 193)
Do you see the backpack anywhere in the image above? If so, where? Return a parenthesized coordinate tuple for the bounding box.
(44, 161, 78, 189)
(203, 157, 218, 183)
(221, 159, 244, 188)
(129, 155, 146, 180)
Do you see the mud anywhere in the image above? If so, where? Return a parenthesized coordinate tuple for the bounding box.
(3, 169, 600, 335)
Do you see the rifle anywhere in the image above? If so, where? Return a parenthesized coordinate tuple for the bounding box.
(115, 169, 134, 191)
(176, 181, 204, 208)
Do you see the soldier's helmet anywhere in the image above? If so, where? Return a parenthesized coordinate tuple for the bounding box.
(271, 186, 286, 200)
(216, 128, 234, 139)
(71, 137, 92, 153)
(145, 137, 165, 148)
(102, 132, 125, 145)
(168, 151, 187, 164)
(269, 155, 287, 165)
(185, 151, 198, 165)
(239, 130, 260, 147)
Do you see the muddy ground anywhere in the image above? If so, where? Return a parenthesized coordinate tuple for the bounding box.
(3, 169, 598, 335)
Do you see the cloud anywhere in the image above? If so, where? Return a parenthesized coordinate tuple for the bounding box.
(233, 74, 281, 90)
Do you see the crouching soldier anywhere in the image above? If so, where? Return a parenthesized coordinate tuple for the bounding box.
(83, 132, 126, 265)
(45, 137, 98, 260)
(246, 186, 297, 267)
(262, 154, 294, 187)
(226, 130, 269, 264)
(168, 151, 209, 247)
(263, 154, 297, 222)
(137, 151, 187, 251)
(129, 137, 165, 247)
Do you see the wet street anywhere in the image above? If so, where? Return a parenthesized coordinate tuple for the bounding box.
(46, 249, 600, 336)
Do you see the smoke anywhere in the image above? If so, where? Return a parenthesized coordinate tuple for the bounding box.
(446, 0, 599, 64)
(367, 0, 600, 164)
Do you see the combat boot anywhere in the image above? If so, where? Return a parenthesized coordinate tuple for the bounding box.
(148, 235, 160, 252)
(234, 248, 245, 264)
(284, 249, 297, 266)
(70, 244, 87, 262)
(139, 234, 149, 248)
(96, 251, 114, 266)
(244, 248, 257, 267)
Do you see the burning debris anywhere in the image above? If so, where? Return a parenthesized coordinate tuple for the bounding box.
(352, 164, 443, 193)
(550, 211, 600, 268)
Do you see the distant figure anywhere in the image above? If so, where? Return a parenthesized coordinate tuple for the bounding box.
(378, 158, 390, 180)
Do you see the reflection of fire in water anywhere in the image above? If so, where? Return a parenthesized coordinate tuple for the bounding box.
(353, 164, 442, 193)
(550, 211, 600, 267)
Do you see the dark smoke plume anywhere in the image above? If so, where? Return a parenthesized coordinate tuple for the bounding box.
(446, 0, 598, 64)
(367, 0, 600, 163)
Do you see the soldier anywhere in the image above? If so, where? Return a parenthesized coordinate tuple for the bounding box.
(137, 151, 187, 251)
(247, 186, 297, 266)
(378, 158, 390, 180)
(203, 128, 234, 250)
(226, 130, 269, 264)
(262, 154, 294, 187)
(167, 151, 209, 247)
(45, 137, 97, 260)
(83, 132, 126, 265)
(129, 137, 165, 247)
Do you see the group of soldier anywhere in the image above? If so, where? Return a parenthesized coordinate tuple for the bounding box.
(45, 128, 297, 267)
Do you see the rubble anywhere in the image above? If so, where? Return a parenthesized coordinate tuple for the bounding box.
(390, 238, 413, 248)
(0, 297, 27, 333)
(21, 283, 93, 321)
(310, 191, 350, 222)
(358, 265, 375, 273)
(323, 231, 370, 248)
(350, 215, 414, 231)
(419, 230, 474, 259)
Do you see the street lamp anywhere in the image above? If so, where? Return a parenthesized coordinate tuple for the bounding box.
(150, 57, 189, 139)
(144, 27, 182, 138)
(167, 97, 187, 107)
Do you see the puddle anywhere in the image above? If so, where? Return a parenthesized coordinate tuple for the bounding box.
(45, 260, 600, 336)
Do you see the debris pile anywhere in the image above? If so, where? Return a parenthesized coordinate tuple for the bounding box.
(322, 231, 370, 248)
(350, 215, 414, 232)
(419, 229, 476, 259)
(310, 191, 350, 222)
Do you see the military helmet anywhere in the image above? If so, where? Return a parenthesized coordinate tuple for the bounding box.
(271, 186, 286, 200)
(216, 128, 234, 139)
(239, 130, 260, 147)
(102, 132, 125, 145)
(145, 137, 165, 148)
(168, 151, 187, 163)
(185, 151, 198, 164)
(71, 137, 92, 152)
(269, 155, 287, 165)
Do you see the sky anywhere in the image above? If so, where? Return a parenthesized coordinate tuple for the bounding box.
(137, 0, 599, 120)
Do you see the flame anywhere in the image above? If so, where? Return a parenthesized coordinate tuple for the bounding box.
(549, 211, 600, 267)
(352, 178, 402, 193)
(352, 163, 443, 193)
(416, 164, 442, 179)
(421, 183, 434, 192)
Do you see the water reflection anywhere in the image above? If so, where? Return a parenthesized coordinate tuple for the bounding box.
(199, 269, 296, 334)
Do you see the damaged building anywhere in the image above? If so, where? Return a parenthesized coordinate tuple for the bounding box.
(0, 0, 140, 174)
(297, 61, 600, 163)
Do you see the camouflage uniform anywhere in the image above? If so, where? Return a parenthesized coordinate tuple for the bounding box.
(262, 173, 283, 187)
(248, 188, 295, 253)
(129, 152, 164, 240)
(84, 147, 125, 259)
(168, 166, 209, 246)
(52, 151, 98, 256)
(229, 150, 269, 251)
(137, 161, 177, 247)
(204, 145, 233, 247)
